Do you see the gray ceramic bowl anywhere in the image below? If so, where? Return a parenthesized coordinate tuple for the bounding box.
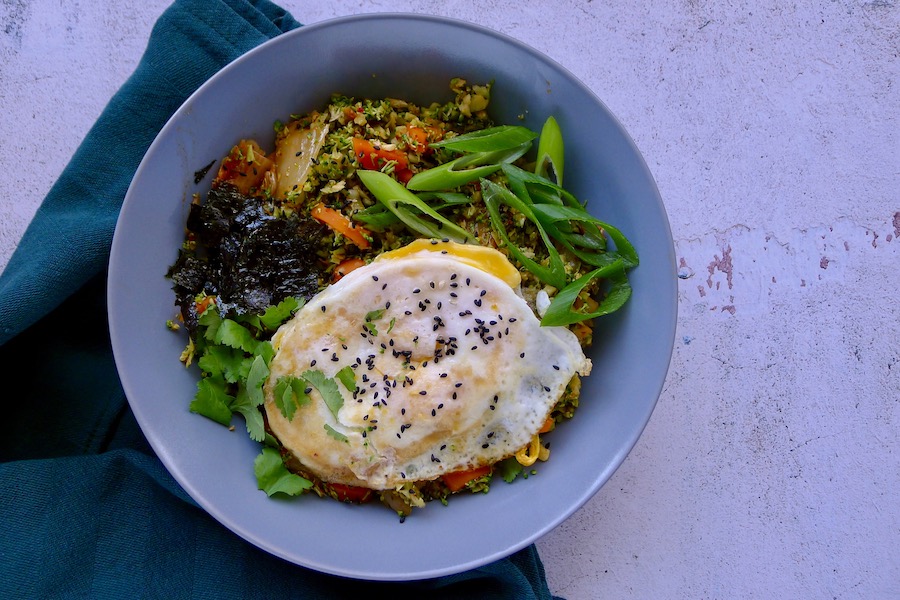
(109, 13, 676, 581)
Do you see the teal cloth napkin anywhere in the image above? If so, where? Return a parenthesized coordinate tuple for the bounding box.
(0, 1, 562, 598)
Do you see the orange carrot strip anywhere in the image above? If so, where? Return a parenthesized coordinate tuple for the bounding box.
(332, 257, 366, 282)
(442, 465, 492, 493)
(311, 203, 371, 249)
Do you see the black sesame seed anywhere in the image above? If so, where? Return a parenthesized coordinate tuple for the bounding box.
(372, 275, 379, 281)
(482, 443, 489, 449)
(310, 359, 317, 366)
(321, 305, 326, 312)
(553, 365, 560, 370)
(413, 288, 421, 294)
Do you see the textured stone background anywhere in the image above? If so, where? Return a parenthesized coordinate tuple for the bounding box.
(2, 1, 898, 598)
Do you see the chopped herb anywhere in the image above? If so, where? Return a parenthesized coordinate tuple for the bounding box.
(254, 447, 312, 496)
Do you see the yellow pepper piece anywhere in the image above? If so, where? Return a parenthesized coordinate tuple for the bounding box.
(515, 434, 542, 467)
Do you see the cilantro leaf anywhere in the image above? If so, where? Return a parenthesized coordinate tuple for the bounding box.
(197, 344, 246, 383)
(273, 375, 310, 421)
(230, 385, 266, 442)
(259, 297, 303, 330)
(365, 308, 385, 322)
(254, 447, 312, 497)
(302, 369, 344, 420)
(254, 339, 275, 365)
(214, 319, 259, 354)
(189, 376, 234, 426)
(363, 309, 384, 336)
(335, 365, 356, 392)
(495, 456, 525, 483)
(245, 354, 269, 408)
(324, 423, 349, 443)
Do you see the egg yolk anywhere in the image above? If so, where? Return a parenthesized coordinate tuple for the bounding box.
(375, 239, 522, 289)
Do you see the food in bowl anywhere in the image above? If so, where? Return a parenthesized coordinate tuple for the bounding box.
(165, 78, 638, 518)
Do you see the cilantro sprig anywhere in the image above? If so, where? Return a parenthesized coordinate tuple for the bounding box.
(254, 447, 312, 496)
(186, 297, 302, 442)
(181, 294, 360, 498)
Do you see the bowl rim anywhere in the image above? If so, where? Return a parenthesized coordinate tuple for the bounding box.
(108, 11, 678, 581)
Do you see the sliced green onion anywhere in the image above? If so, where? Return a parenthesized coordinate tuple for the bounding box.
(534, 116, 564, 186)
(501, 163, 581, 208)
(352, 203, 398, 228)
(353, 192, 473, 228)
(406, 142, 531, 191)
(540, 260, 632, 327)
(481, 178, 568, 290)
(502, 164, 639, 268)
(357, 170, 476, 243)
(418, 192, 471, 206)
(531, 204, 638, 269)
(429, 125, 537, 153)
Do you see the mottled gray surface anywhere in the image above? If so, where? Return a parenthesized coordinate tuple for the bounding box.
(2, 1, 898, 598)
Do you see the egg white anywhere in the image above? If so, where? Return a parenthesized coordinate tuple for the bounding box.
(263, 241, 591, 490)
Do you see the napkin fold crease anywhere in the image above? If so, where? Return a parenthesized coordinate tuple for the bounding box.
(0, 1, 562, 598)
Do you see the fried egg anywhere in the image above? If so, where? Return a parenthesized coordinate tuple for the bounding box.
(263, 239, 592, 490)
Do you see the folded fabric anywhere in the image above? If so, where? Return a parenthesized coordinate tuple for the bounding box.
(0, 1, 561, 598)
